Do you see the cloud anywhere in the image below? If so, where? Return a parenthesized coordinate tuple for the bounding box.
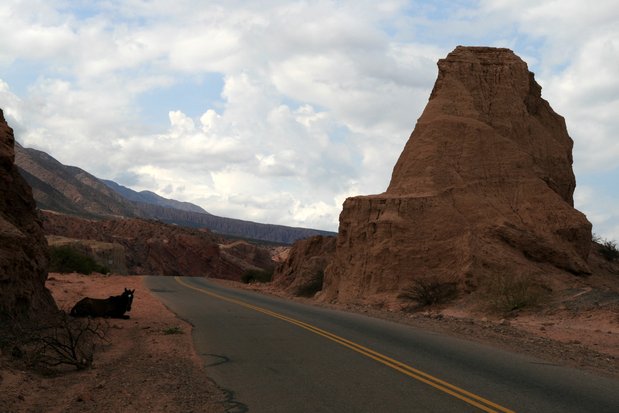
(1, 1, 617, 235)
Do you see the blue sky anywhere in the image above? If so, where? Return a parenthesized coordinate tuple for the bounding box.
(0, 0, 617, 240)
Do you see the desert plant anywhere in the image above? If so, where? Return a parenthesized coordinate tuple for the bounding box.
(49, 245, 110, 274)
(598, 239, 619, 262)
(402, 277, 458, 307)
(162, 326, 183, 335)
(6, 313, 108, 373)
(483, 273, 543, 314)
(241, 269, 273, 284)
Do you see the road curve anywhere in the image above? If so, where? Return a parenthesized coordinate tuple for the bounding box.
(145, 276, 619, 413)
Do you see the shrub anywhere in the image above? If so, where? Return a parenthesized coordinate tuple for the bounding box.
(49, 245, 110, 275)
(484, 273, 543, 314)
(4, 313, 108, 373)
(598, 239, 619, 262)
(402, 277, 458, 307)
(241, 269, 273, 284)
(162, 326, 183, 335)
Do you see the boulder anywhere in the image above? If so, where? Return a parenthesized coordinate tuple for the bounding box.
(322, 46, 592, 304)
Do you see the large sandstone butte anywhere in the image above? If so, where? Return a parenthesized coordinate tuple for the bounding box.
(322, 46, 592, 304)
(0, 109, 57, 322)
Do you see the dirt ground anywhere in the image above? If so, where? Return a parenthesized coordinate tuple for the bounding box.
(1, 272, 617, 413)
(0, 273, 232, 413)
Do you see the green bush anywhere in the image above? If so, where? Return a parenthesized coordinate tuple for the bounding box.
(241, 269, 273, 284)
(49, 245, 110, 275)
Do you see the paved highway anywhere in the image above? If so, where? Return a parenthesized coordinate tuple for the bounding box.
(145, 276, 619, 413)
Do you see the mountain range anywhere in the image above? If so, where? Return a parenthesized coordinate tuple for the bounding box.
(15, 142, 334, 244)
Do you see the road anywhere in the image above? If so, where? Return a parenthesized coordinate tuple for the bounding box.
(145, 276, 619, 413)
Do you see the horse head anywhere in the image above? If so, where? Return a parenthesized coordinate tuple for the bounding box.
(123, 288, 135, 312)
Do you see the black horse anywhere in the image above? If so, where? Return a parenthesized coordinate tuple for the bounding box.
(70, 288, 135, 319)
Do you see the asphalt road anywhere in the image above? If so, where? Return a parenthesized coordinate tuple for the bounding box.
(145, 276, 619, 413)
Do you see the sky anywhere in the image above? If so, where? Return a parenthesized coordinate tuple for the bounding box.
(0, 0, 617, 239)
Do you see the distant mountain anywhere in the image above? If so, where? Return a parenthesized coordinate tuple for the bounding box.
(132, 201, 335, 244)
(101, 179, 208, 214)
(15, 143, 335, 244)
(15, 143, 140, 218)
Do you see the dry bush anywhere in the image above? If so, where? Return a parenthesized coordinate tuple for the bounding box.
(4, 312, 108, 374)
(401, 277, 458, 307)
(482, 273, 545, 314)
(599, 239, 619, 262)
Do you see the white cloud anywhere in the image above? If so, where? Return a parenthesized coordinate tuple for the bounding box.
(1, 1, 617, 235)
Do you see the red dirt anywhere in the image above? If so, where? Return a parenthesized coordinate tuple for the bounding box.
(0, 273, 231, 413)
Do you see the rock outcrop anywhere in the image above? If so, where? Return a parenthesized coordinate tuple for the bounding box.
(322, 46, 592, 304)
(0, 109, 57, 322)
(42, 211, 274, 280)
(47, 235, 129, 274)
(273, 236, 336, 297)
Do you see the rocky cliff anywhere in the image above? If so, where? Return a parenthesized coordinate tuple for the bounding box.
(0, 109, 57, 322)
(272, 235, 336, 297)
(322, 46, 592, 304)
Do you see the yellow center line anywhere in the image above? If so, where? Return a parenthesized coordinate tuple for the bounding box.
(174, 276, 516, 413)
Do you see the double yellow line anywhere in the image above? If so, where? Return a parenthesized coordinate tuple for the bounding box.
(175, 277, 515, 413)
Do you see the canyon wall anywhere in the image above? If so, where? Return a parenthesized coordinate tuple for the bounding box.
(0, 109, 57, 322)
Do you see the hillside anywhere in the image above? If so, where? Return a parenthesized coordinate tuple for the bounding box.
(15, 143, 334, 244)
(102, 179, 208, 214)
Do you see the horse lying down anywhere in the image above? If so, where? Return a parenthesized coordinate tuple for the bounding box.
(70, 288, 135, 319)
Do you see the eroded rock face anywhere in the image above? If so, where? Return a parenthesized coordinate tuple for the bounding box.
(273, 236, 336, 297)
(0, 109, 57, 322)
(322, 47, 592, 304)
(42, 211, 274, 280)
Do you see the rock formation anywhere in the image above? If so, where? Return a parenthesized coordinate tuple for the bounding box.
(272, 235, 336, 297)
(322, 46, 592, 304)
(47, 235, 129, 274)
(0, 109, 57, 322)
(42, 211, 274, 280)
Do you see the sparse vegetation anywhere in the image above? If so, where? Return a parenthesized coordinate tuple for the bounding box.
(49, 245, 110, 275)
(401, 277, 458, 307)
(598, 239, 619, 262)
(241, 269, 273, 284)
(162, 326, 183, 335)
(3, 313, 108, 374)
(483, 273, 544, 314)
